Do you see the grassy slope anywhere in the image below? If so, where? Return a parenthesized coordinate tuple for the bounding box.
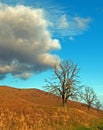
(0, 86, 103, 130)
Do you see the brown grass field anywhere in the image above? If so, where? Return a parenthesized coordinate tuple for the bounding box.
(0, 86, 103, 130)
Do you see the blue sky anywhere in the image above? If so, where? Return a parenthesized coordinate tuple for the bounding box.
(0, 0, 103, 99)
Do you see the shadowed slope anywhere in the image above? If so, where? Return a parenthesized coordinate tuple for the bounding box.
(0, 86, 62, 108)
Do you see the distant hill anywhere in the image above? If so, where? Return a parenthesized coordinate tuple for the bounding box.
(0, 86, 103, 130)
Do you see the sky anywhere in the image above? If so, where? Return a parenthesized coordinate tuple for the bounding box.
(0, 0, 103, 100)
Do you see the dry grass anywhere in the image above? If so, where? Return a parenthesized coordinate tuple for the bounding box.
(0, 86, 103, 130)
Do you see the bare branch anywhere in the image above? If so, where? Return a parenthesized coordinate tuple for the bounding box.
(80, 86, 97, 110)
(44, 60, 81, 106)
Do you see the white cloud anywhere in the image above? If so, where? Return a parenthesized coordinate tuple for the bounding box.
(15, 72, 33, 80)
(50, 14, 91, 37)
(0, 2, 92, 79)
(74, 17, 91, 30)
(0, 3, 61, 79)
(0, 1, 91, 38)
(69, 36, 74, 41)
(58, 14, 69, 29)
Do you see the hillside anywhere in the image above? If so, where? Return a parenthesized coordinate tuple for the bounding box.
(0, 86, 103, 130)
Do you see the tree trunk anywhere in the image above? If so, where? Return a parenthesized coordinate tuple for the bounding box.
(62, 95, 67, 107)
(87, 105, 90, 111)
(62, 95, 65, 107)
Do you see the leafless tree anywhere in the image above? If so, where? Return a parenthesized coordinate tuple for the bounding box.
(80, 86, 97, 110)
(45, 61, 81, 106)
(95, 100, 102, 111)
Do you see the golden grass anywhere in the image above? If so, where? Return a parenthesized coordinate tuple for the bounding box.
(0, 86, 103, 130)
(0, 105, 103, 130)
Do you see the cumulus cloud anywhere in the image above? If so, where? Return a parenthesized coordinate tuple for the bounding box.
(0, 3, 61, 79)
(0, 1, 92, 80)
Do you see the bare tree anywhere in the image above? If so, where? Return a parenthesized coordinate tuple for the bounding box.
(80, 86, 97, 110)
(45, 61, 81, 106)
(95, 100, 102, 111)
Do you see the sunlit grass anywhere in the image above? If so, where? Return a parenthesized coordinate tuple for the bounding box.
(0, 105, 103, 130)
